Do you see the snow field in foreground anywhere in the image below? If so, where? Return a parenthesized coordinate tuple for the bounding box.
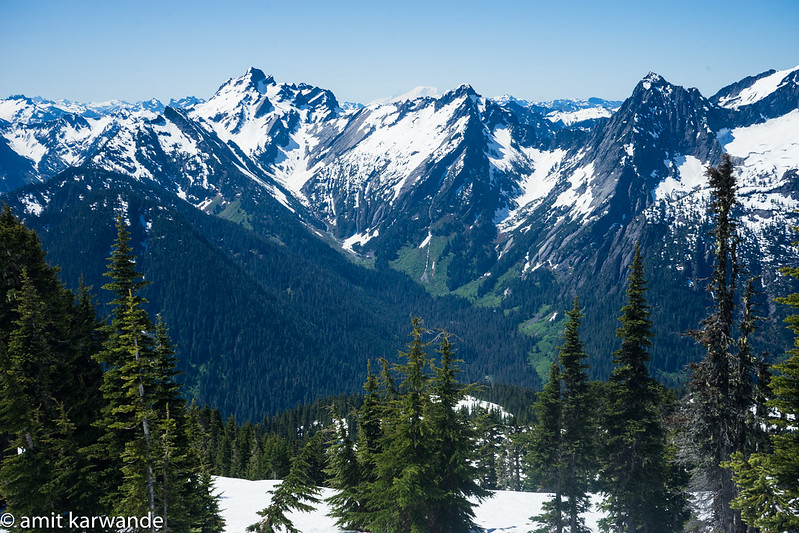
(214, 476, 605, 533)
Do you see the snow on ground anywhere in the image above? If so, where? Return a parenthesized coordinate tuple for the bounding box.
(214, 476, 605, 533)
(455, 395, 512, 420)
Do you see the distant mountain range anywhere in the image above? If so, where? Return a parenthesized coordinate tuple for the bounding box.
(2, 65, 797, 418)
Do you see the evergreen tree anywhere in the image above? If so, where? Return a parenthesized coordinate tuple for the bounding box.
(357, 361, 383, 486)
(363, 317, 439, 532)
(560, 297, 595, 533)
(249, 435, 322, 533)
(0, 207, 105, 519)
(527, 360, 564, 533)
(682, 155, 762, 533)
(529, 297, 595, 533)
(426, 333, 490, 532)
(90, 215, 222, 531)
(0, 270, 64, 516)
(599, 245, 687, 533)
(324, 413, 362, 530)
(727, 229, 799, 531)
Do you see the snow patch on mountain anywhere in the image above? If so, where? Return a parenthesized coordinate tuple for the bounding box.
(456, 395, 512, 419)
(342, 229, 379, 252)
(500, 149, 566, 230)
(371, 86, 440, 104)
(546, 106, 614, 126)
(552, 162, 596, 217)
(654, 155, 707, 201)
(4, 128, 48, 165)
(20, 193, 45, 216)
(722, 109, 799, 181)
(717, 66, 799, 109)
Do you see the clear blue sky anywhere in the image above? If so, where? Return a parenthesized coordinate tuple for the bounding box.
(1, 0, 797, 104)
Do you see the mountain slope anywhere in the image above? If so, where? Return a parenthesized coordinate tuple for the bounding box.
(1, 65, 797, 399)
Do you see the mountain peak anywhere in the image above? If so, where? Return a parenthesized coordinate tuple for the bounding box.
(243, 67, 275, 89)
(640, 72, 668, 90)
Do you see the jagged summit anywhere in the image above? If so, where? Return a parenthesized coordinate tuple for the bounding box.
(636, 72, 672, 93)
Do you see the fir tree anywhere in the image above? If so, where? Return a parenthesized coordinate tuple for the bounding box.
(530, 297, 595, 533)
(363, 317, 439, 532)
(682, 155, 762, 533)
(249, 435, 322, 533)
(560, 297, 595, 533)
(426, 333, 490, 533)
(357, 361, 383, 486)
(90, 214, 222, 531)
(599, 245, 687, 533)
(527, 360, 564, 533)
(324, 412, 362, 530)
(0, 208, 105, 519)
(727, 228, 799, 531)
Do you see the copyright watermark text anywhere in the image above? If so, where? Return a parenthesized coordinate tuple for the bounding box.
(0, 512, 164, 529)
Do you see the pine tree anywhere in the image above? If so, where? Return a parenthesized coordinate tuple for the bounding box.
(0, 208, 105, 519)
(682, 155, 762, 533)
(527, 360, 564, 533)
(363, 317, 439, 532)
(0, 270, 63, 516)
(553, 297, 594, 533)
(599, 245, 687, 533)
(526, 296, 596, 533)
(727, 228, 799, 531)
(90, 214, 222, 531)
(249, 435, 322, 533)
(324, 412, 362, 530)
(426, 333, 490, 532)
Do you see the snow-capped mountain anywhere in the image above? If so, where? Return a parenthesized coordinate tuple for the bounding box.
(1, 64, 797, 387)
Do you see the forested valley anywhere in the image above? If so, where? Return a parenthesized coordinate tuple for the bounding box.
(1, 156, 798, 532)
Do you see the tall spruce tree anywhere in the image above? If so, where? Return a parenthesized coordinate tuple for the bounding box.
(91, 214, 222, 532)
(681, 155, 762, 533)
(324, 410, 362, 530)
(599, 245, 688, 533)
(557, 297, 594, 533)
(426, 333, 490, 533)
(0, 207, 105, 518)
(727, 228, 799, 531)
(249, 434, 323, 533)
(527, 360, 564, 533)
(363, 317, 439, 532)
(527, 298, 594, 533)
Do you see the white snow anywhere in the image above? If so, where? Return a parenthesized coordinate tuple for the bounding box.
(654, 155, 708, 201)
(455, 395, 512, 420)
(552, 162, 596, 217)
(419, 232, 432, 249)
(499, 149, 566, 230)
(342, 229, 379, 252)
(722, 109, 799, 182)
(214, 476, 606, 533)
(717, 66, 799, 109)
(20, 194, 44, 216)
(370, 86, 440, 105)
(546, 106, 614, 126)
(4, 129, 48, 165)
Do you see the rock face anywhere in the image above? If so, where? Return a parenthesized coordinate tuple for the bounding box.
(1, 65, 798, 387)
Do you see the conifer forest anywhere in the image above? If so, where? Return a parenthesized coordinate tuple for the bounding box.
(2, 152, 799, 533)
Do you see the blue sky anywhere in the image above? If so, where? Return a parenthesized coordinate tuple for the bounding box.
(1, 0, 797, 104)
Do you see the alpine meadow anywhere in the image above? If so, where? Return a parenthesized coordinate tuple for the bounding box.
(1, 58, 798, 533)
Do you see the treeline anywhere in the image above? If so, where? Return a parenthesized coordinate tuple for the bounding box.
(0, 208, 223, 532)
(227, 156, 799, 533)
(15, 169, 541, 420)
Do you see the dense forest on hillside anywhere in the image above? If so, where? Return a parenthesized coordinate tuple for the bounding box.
(1, 156, 798, 532)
